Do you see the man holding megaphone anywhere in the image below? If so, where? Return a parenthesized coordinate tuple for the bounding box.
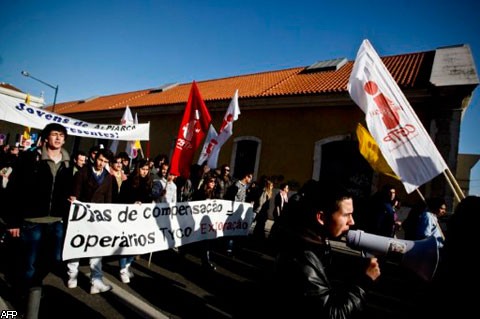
(272, 180, 380, 318)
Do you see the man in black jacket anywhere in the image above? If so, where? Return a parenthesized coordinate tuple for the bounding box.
(273, 180, 381, 318)
(6, 123, 73, 318)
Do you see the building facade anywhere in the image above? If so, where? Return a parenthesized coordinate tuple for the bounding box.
(1, 45, 478, 208)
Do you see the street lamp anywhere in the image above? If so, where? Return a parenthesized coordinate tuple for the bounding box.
(21, 70, 59, 112)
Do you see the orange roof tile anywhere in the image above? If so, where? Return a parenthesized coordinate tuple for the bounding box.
(56, 50, 431, 114)
(1, 82, 24, 93)
(54, 89, 151, 114)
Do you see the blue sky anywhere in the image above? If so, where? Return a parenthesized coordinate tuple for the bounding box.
(1, 0, 479, 193)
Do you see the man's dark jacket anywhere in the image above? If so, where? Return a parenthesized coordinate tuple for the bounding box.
(273, 227, 372, 318)
(6, 147, 72, 227)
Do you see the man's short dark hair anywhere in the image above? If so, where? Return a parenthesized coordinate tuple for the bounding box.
(426, 197, 446, 212)
(283, 180, 353, 232)
(96, 149, 114, 163)
(73, 150, 87, 159)
(89, 145, 101, 155)
(41, 123, 68, 141)
(237, 170, 253, 179)
(117, 151, 130, 160)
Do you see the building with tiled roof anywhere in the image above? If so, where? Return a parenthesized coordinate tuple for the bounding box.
(53, 52, 429, 114)
(0, 82, 45, 107)
(1, 44, 478, 208)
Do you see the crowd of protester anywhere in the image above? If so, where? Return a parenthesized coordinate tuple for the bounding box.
(0, 123, 477, 318)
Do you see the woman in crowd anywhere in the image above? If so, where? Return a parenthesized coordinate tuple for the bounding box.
(118, 159, 153, 283)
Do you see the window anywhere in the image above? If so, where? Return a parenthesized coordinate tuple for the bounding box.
(314, 135, 373, 199)
(231, 136, 261, 180)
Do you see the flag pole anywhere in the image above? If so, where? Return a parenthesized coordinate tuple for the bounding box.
(146, 141, 151, 159)
(445, 168, 465, 200)
(148, 252, 153, 268)
(415, 188, 426, 203)
(442, 171, 462, 202)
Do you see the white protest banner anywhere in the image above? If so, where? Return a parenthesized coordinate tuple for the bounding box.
(0, 93, 149, 141)
(62, 199, 254, 260)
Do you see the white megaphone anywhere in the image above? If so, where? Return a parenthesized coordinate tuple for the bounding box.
(346, 230, 439, 281)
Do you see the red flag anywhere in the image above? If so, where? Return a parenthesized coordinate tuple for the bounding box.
(170, 81, 212, 178)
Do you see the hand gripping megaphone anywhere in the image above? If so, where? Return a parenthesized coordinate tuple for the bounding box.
(346, 230, 439, 281)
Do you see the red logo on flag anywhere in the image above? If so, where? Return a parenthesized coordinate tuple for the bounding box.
(364, 81, 400, 130)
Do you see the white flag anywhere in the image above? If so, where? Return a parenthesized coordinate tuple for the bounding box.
(348, 39, 448, 193)
(110, 106, 134, 154)
(197, 125, 219, 166)
(132, 113, 144, 159)
(198, 90, 240, 169)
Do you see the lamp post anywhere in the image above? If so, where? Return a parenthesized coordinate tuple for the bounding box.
(21, 70, 59, 112)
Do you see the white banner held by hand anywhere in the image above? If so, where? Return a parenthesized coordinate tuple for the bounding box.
(62, 199, 254, 260)
(0, 94, 149, 141)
